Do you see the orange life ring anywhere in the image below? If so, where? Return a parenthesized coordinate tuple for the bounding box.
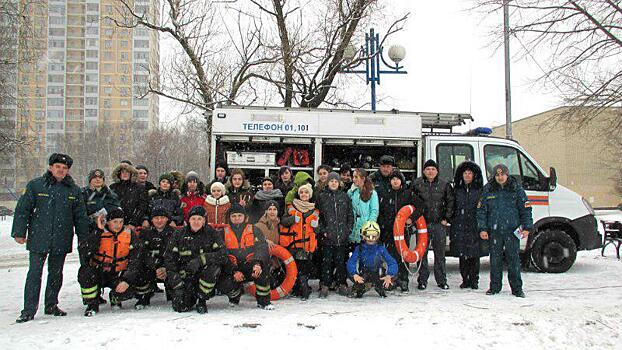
(393, 205, 428, 263)
(246, 245, 298, 301)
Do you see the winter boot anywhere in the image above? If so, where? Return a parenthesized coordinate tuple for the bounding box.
(15, 311, 34, 323)
(258, 302, 275, 310)
(109, 291, 122, 310)
(196, 300, 208, 314)
(44, 305, 67, 316)
(417, 282, 427, 290)
(460, 281, 470, 289)
(512, 290, 526, 298)
(97, 295, 107, 305)
(398, 280, 409, 294)
(337, 284, 350, 296)
(84, 303, 99, 317)
(375, 285, 388, 298)
(134, 295, 151, 310)
(299, 277, 311, 301)
(319, 285, 329, 299)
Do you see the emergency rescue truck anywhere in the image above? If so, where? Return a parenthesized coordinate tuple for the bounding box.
(209, 106, 602, 273)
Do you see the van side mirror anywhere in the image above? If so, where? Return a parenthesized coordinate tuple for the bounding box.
(549, 167, 557, 190)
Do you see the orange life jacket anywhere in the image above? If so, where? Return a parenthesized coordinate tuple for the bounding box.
(279, 204, 318, 253)
(92, 228, 133, 272)
(224, 224, 256, 266)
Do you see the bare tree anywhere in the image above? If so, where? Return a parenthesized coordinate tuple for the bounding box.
(0, 0, 42, 155)
(475, 0, 622, 126)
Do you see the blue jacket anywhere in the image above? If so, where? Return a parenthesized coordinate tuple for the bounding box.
(347, 243, 398, 277)
(476, 176, 534, 235)
(347, 186, 379, 243)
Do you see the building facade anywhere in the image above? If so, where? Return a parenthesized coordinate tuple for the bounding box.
(493, 107, 621, 208)
(0, 0, 159, 200)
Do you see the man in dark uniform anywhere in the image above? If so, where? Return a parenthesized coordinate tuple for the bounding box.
(11, 153, 90, 323)
(134, 207, 176, 308)
(164, 206, 228, 314)
(477, 164, 533, 298)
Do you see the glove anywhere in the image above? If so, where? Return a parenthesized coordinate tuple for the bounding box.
(186, 257, 203, 274)
(167, 272, 184, 290)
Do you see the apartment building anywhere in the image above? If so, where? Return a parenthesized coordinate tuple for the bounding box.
(0, 0, 159, 200)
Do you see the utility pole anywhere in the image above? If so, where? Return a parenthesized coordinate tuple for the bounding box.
(503, 0, 512, 139)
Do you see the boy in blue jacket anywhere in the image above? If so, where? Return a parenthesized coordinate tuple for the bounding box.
(347, 221, 398, 298)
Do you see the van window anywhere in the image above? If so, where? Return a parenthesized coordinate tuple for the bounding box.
(436, 143, 474, 183)
(484, 145, 543, 190)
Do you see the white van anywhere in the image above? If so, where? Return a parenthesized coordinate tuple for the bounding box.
(210, 106, 601, 273)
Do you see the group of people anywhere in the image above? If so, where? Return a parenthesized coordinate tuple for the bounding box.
(10, 152, 533, 323)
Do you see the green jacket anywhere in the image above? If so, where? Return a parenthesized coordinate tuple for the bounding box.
(11, 171, 90, 254)
(476, 176, 534, 235)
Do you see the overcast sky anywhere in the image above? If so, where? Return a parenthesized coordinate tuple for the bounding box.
(160, 1, 563, 128)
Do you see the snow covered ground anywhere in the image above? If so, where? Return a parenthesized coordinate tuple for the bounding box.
(1, 215, 621, 349)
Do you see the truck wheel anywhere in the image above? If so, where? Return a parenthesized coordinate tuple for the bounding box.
(530, 230, 577, 273)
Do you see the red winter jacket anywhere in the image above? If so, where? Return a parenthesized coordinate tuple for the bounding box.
(181, 191, 207, 221)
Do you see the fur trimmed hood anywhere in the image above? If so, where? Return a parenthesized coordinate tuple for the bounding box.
(112, 163, 138, 183)
(205, 194, 230, 206)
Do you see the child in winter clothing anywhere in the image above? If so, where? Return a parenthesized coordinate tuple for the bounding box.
(348, 168, 379, 245)
(250, 177, 284, 223)
(347, 221, 397, 298)
(145, 173, 184, 226)
(316, 172, 353, 297)
(280, 183, 319, 301)
(203, 181, 231, 226)
(180, 171, 207, 222)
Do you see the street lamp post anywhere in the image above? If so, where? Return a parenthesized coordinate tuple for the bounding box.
(341, 28, 407, 111)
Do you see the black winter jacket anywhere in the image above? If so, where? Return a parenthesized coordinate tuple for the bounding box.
(316, 189, 354, 246)
(109, 163, 149, 227)
(412, 176, 454, 224)
(378, 185, 425, 244)
(450, 161, 484, 258)
(147, 188, 184, 225)
(164, 225, 228, 288)
(140, 225, 176, 271)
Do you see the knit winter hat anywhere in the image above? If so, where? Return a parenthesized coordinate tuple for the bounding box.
(492, 164, 510, 176)
(120, 160, 133, 166)
(298, 183, 313, 197)
(88, 169, 105, 182)
(389, 169, 405, 183)
(150, 206, 170, 219)
(48, 153, 73, 168)
(186, 171, 200, 183)
(135, 165, 149, 173)
(261, 177, 274, 186)
(263, 200, 279, 211)
(423, 159, 439, 170)
(228, 202, 246, 217)
(159, 173, 175, 184)
(379, 155, 396, 166)
(187, 206, 206, 219)
(210, 181, 226, 193)
(106, 207, 124, 222)
(327, 172, 340, 183)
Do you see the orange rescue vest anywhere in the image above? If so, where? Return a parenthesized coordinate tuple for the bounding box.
(92, 228, 133, 272)
(279, 204, 318, 253)
(224, 224, 256, 265)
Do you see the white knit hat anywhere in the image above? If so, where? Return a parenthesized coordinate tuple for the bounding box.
(210, 181, 226, 193)
(298, 183, 313, 198)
